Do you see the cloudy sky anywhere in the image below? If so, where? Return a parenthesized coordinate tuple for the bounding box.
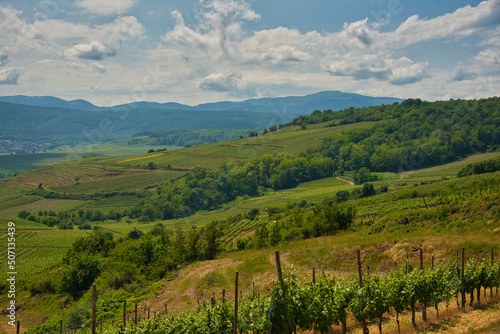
(0, 0, 499, 106)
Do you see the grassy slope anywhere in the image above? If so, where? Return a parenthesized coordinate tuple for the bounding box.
(0, 121, 375, 218)
(0, 120, 498, 279)
(0, 118, 499, 333)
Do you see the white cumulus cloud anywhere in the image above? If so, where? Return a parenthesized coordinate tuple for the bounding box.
(66, 42, 117, 60)
(0, 67, 23, 85)
(77, 0, 138, 16)
(163, 0, 260, 61)
(382, 0, 500, 47)
(62, 16, 144, 60)
(199, 72, 241, 92)
(0, 48, 9, 66)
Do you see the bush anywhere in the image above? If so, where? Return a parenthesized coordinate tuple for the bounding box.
(60, 253, 101, 294)
(78, 223, 92, 230)
(128, 228, 144, 240)
(18, 210, 30, 219)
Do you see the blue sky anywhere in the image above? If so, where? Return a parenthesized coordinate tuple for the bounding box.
(0, 0, 498, 106)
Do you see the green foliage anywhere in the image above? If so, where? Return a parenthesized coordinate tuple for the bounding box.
(128, 228, 144, 240)
(60, 252, 102, 294)
(457, 157, 500, 177)
(303, 97, 500, 173)
(112, 258, 497, 334)
(137, 128, 263, 147)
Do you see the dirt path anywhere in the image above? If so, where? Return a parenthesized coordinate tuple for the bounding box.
(335, 176, 354, 186)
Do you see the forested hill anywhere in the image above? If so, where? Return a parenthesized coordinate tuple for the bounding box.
(291, 97, 500, 173)
(125, 97, 499, 221)
(29, 97, 498, 223)
(0, 90, 402, 149)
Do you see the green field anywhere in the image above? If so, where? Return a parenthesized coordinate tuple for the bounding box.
(52, 170, 186, 193)
(0, 153, 71, 172)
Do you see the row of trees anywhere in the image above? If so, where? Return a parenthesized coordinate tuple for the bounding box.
(457, 156, 500, 177)
(40, 221, 223, 295)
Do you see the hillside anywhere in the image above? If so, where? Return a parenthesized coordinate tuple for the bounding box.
(0, 102, 292, 149)
(0, 91, 402, 153)
(0, 90, 402, 113)
(0, 97, 499, 334)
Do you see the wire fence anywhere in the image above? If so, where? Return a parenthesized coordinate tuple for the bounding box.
(12, 247, 500, 334)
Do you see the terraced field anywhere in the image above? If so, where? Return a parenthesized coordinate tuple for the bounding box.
(0, 199, 86, 218)
(109, 122, 377, 169)
(52, 170, 186, 193)
(0, 218, 86, 276)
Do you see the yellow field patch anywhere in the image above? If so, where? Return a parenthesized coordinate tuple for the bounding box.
(117, 153, 164, 163)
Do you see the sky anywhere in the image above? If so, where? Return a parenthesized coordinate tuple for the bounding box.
(0, 0, 499, 106)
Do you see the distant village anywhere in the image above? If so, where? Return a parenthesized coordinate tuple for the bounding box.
(0, 139, 46, 154)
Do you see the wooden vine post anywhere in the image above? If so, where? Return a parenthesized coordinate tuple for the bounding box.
(420, 248, 427, 321)
(461, 248, 466, 309)
(92, 284, 97, 334)
(274, 250, 291, 334)
(491, 247, 494, 298)
(234, 271, 239, 334)
(275, 250, 283, 281)
(357, 250, 368, 334)
(123, 299, 127, 327)
(135, 303, 138, 326)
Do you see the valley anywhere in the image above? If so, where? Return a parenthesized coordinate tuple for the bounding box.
(0, 97, 498, 334)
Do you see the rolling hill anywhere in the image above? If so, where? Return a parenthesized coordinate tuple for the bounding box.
(0, 96, 498, 334)
(0, 90, 403, 161)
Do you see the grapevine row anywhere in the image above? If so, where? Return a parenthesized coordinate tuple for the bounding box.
(104, 250, 500, 334)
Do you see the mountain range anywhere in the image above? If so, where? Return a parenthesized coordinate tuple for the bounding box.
(0, 91, 403, 150)
(0, 91, 402, 113)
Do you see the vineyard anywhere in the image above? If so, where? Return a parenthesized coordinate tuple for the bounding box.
(21, 249, 498, 334)
(97, 249, 497, 334)
(0, 221, 88, 276)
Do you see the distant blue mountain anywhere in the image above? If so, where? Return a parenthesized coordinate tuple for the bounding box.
(194, 91, 403, 114)
(0, 90, 403, 114)
(0, 90, 405, 151)
(0, 95, 100, 111)
(110, 101, 192, 111)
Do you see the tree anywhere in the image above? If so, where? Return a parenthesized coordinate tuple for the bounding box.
(60, 253, 101, 294)
(203, 221, 221, 260)
(247, 208, 260, 221)
(362, 183, 375, 197)
(40, 216, 58, 227)
(128, 228, 144, 240)
(269, 125, 278, 132)
(355, 167, 377, 184)
(148, 161, 156, 170)
(269, 223, 281, 246)
(18, 210, 30, 219)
